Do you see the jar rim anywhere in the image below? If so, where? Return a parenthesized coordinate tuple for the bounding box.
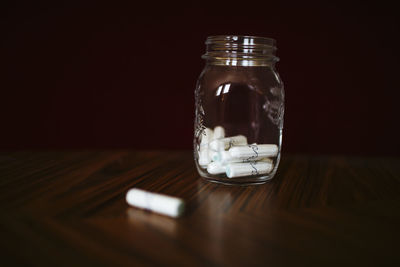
(203, 35, 278, 66)
(205, 35, 276, 48)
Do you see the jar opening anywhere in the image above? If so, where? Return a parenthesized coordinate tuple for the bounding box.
(202, 35, 279, 66)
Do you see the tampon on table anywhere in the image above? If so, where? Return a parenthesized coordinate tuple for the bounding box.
(126, 188, 185, 218)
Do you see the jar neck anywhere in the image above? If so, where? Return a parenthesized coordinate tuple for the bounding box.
(202, 35, 279, 67)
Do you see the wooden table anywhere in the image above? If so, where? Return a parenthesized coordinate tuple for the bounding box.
(1, 151, 399, 266)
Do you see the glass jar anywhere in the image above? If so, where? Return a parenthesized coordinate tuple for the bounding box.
(194, 35, 284, 185)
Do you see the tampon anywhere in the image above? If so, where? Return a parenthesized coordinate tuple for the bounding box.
(215, 150, 273, 164)
(212, 150, 233, 163)
(226, 161, 273, 178)
(211, 150, 223, 162)
(126, 188, 185, 218)
(198, 127, 213, 167)
(228, 144, 278, 161)
(209, 151, 219, 162)
(209, 135, 247, 151)
(207, 161, 226, 174)
(213, 126, 225, 140)
(200, 128, 214, 146)
(198, 147, 211, 167)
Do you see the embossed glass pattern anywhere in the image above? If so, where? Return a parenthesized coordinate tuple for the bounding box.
(194, 35, 284, 185)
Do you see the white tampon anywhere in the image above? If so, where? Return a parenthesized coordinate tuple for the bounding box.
(228, 144, 278, 161)
(213, 126, 225, 140)
(226, 161, 273, 178)
(198, 127, 213, 167)
(209, 151, 219, 162)
(207, 162, 226, 174)
(198, 147, 211, 167)
(209, 135, 247, 151)
(200, 128, 214, 146)
(216, 150, 273, 164)
(212, 150, 231, 163)
(126, 188, 185, 218)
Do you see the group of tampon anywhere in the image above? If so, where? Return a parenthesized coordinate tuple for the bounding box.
(198, 126, 278, 178)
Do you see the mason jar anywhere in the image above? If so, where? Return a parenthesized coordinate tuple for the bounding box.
(194, 35, 284, 185)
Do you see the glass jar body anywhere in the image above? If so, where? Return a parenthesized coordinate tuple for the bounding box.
(194, 64, 284, 185)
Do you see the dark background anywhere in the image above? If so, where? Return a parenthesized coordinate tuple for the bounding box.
(1, 1, 399, 155)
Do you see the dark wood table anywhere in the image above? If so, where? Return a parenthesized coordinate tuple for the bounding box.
(1, 151, 399, 266)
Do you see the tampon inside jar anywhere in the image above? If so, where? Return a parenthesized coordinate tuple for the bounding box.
(194, 35, 284, 185)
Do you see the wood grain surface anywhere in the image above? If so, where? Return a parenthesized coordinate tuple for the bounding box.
(0, 151, 399, 266)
